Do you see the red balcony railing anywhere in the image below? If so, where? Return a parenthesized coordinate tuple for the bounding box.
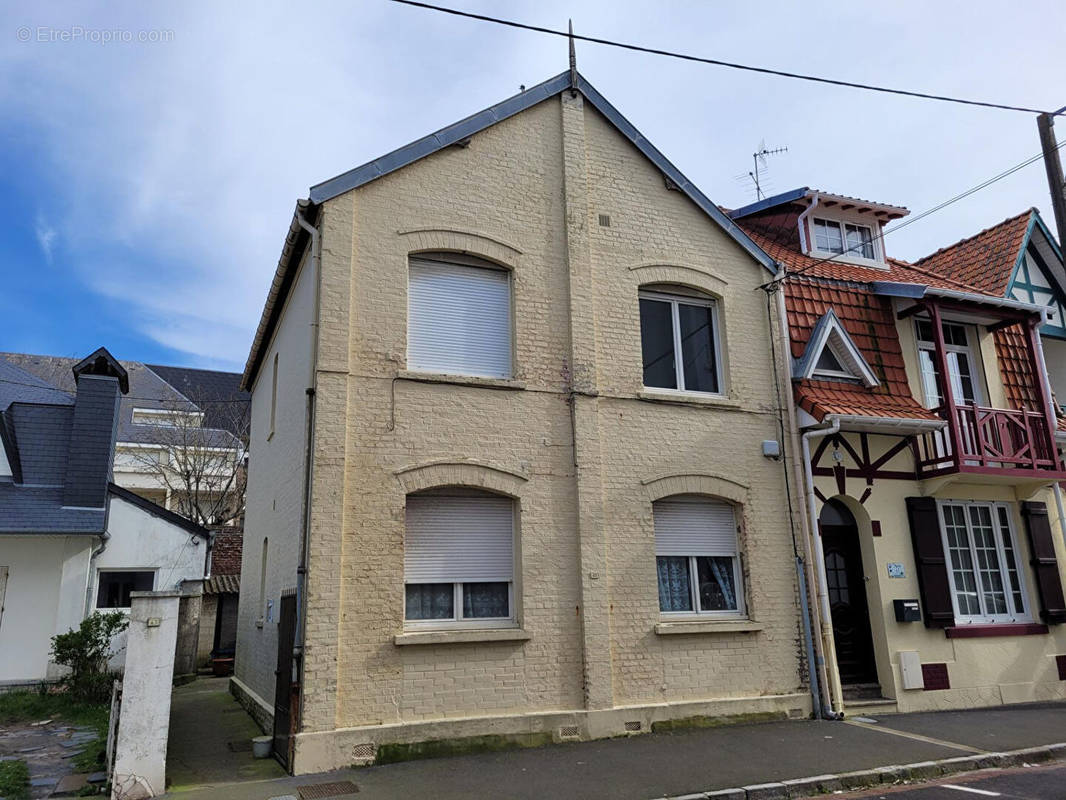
(915, 403, 1063, 477)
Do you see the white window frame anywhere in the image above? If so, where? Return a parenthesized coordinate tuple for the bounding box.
(403, 492, 517, 631)
(654, 496, 746, 620)
(915, 318, 984, 408)
(936, 500, 1031, 625)
(639, 289, 724, 396)
(808, 216, 884, 266)
(403, 581, 516, 631)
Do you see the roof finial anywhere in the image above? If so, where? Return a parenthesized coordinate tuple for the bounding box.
(568, 19, 578, 96)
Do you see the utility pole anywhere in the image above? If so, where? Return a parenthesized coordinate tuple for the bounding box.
(1037, 109, 1066, 249)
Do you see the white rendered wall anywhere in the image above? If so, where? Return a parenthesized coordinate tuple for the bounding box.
(0, 535, 93, 684)
(235, 246, 313, 713)
(1044, 336, 1066, 407)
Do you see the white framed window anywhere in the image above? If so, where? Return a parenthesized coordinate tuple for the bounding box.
(408, 255, 513, 379)
(938, 501, 1029, 624)
(654, 495, 744, 617)
(812, 339, 855, 381)
(639, 289, 722, 394)
(915, 319, 982, 408)
(812, 218, 877, 261)
(96, 570, 155, 609)
(404, 489, 515, 628)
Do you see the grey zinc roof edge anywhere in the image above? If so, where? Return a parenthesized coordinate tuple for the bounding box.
(728, 187, 810, 220)
(307, 70, 776, 273)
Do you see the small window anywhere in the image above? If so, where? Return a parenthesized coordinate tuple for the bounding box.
(639, 289, 721, 394)
(96, 571, 154, 608)
(939, 502, 1028, 624)
(404, 490, 515, 626)
(654, 495, 744, 617)
(813, 218, 875, 260)
(408, 255, 512, 378)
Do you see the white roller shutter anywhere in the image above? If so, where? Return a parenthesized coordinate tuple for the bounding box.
(405, 494, 514, 583)
(654, 495, 737, 557)
(408, 257, 512, 378)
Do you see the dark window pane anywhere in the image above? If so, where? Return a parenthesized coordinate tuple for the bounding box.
(640, 299, 677, 389)
(405, 583, 454, 620)
(695, 556, 739, 611)
(462, 582, 509, 618)
(657, 556, 693, 612)
(816, 347, 845, 373)
(916, 320, 934, 343)
(97, 571, 154, 609)
(678, 303, 718, 393)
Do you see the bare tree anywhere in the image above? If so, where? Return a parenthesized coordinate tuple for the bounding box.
(126, 398, 248, 526)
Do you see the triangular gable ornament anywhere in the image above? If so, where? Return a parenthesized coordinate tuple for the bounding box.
(794, 308, 880, 387)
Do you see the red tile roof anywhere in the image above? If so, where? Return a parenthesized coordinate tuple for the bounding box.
(913, 210, 1033, 295)
(785, 276, 938, 422)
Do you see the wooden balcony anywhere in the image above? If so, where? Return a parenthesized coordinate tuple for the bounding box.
(915, 403, 1066, 479)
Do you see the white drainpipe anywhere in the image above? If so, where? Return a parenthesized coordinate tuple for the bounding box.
(801, 416, 845, 718)
(796, 193, 820, 255)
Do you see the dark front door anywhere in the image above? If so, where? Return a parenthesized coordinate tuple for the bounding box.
(821, 521, 878, 685)
(272, 591, 298, 771)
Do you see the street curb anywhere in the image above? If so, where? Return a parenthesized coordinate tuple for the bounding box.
(659, 741, 1066, 800)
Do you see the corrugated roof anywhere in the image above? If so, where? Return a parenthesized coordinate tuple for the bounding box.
(205, 574, 240, 594)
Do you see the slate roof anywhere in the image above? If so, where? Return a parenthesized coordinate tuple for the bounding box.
(0, 357, 72, 410)
(145, 364, 249, 436)
(1, 353, 243, 450)
(913, 210, 1034, 295)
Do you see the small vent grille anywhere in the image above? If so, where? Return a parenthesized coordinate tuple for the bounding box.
(297, 781, 360, 798)
(558, 725, 580, 739)
(598, 214, 611, 227)
(351, 743, 377, 763)
(624, 720, 642, 732)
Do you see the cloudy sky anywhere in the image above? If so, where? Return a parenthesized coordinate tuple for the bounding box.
(1, 1, 1063, 371)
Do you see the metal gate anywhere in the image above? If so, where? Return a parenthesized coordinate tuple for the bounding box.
(272, 590, 298, 771)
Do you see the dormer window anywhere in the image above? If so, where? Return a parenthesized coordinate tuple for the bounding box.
(813, 342, 853, 380)
(813, 218, 875, 260)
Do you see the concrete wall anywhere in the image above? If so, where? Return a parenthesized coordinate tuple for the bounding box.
(111, 591, 180, 800)
(254, 92, 808, 772)
(0, 535, 93, 684)
(234, 245, 314, 716)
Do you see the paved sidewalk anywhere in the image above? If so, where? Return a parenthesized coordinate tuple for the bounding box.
(164, 682, 1066, 800)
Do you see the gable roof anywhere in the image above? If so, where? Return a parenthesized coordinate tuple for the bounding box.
(242, 70, 777, 390)
(793, 308, 880, 387)
(913, 210, 1036, 295)
(0, 357, 72, 411)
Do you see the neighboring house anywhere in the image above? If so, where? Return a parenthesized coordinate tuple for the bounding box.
(0, 348, 209, 687)
(731, 188, 1066, 715)
(912, 209, 1066, 423)
(1, 352, 250, 669)
(235, 70, 811, 773)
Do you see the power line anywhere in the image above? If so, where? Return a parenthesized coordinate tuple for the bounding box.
(388, 0, 1064, 117)
(784, 138, 1066, 279)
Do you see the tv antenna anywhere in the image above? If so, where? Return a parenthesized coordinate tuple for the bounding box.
(750, 141, 788, 200)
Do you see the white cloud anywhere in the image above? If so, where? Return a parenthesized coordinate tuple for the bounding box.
(1, 0, 1063, 369)
(34, 212, 57, 262)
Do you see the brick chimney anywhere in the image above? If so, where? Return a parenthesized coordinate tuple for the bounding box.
(63, 347, 129, 509)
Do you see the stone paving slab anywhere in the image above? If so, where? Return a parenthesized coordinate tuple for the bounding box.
(0, 720, 98, 800)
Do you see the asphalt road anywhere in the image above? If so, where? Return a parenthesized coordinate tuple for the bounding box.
(843, 763, 1066, 799)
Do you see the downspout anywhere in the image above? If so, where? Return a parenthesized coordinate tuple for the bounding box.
(294, 204, 322, 712)
(771, 284, 826, 720)
(801, 415, 845, 718)
(796, 193, 820, 255)
(83, 533, 110, 617)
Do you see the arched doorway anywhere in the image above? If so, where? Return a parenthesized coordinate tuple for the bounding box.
(820, 499, 878, 687)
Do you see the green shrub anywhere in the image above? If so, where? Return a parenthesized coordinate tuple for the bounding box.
(50, 611, 128, 703)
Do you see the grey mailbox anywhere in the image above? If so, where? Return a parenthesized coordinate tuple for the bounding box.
(893, 599, 921, 623)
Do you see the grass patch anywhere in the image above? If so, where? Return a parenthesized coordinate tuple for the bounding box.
(0, 690, 110, 773)
(0, 759, 30, 800)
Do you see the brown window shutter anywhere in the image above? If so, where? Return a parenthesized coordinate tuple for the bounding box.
(905, 497, 955, 628)
(1021, 502, 1066, 624)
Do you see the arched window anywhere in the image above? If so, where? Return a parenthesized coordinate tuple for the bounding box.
(638, 285, 721, 394)
(653, 494, 743, 616)
(404, 488, 515, 625)
(408, 253, 513, 379)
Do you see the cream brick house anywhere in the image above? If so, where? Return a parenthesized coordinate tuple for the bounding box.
(234, 70, 815, 773)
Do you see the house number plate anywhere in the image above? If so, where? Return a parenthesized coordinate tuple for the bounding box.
(886, 563, 906, 579)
